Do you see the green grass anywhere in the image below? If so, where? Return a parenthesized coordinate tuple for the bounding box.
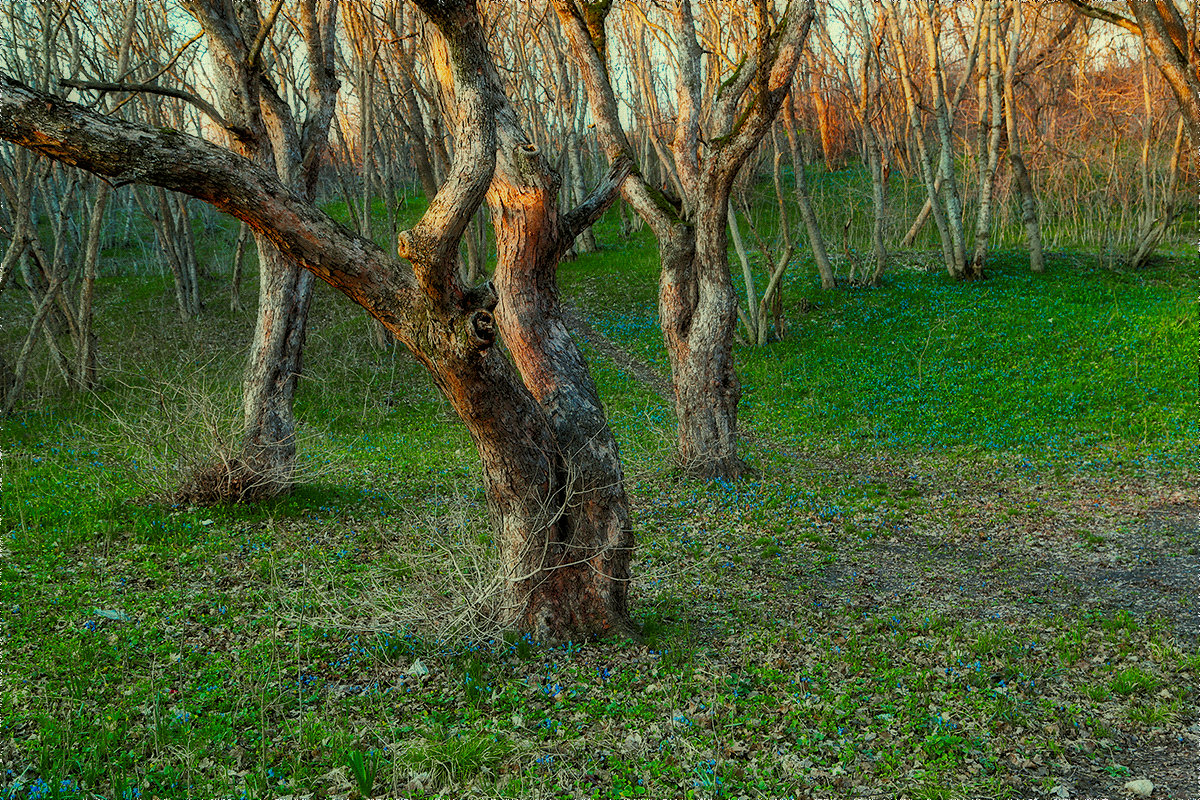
(1, 167, 1196, 799)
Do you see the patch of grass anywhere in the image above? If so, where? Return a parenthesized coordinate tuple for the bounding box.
(1109, 667, 1158, 696)
(397, 727, 513, 791)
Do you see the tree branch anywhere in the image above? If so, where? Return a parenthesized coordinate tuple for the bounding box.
(0, 73, 420, 336)
(248, 0, 287, 68)
(719, 0, 816, 179)
(560, 157, 632, 245)
(550, 0, 681, 239)
(1062, 0, 1141, 34)
(58, 78, 235, 132)
(399, 0, 499, 288)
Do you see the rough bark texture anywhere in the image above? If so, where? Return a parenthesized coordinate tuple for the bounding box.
(236, 244, 315, 496)
(488, 131, 634, 637)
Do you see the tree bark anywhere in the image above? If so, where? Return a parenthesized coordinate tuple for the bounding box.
(970, 0, 1003, 276)
(175, 0, 338, 499)
(488, 131, 634, 636)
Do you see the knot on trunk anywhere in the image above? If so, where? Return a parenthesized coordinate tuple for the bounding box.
(468, 310, 495, 350)
(396, 229, 415, 261)
(463, 279, 498, 312)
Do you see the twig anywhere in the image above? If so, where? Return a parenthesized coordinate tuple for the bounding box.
(58, 78, 234, 131)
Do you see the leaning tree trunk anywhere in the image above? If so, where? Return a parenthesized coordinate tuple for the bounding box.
(783, 98, 835, 289)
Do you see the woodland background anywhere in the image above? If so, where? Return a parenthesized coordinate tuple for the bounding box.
(0, 1, 1197, 798)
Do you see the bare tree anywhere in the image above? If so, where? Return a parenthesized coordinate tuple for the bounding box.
(0, 0, 635, 641)
(553, 0, 816, 480)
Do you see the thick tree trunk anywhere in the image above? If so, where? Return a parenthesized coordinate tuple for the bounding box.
(0, 0, 637, 641)
(488, 145, 633, 637)
(661, 197, 743, 480)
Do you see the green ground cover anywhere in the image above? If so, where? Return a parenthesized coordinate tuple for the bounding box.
(1, 175, 1197, 799)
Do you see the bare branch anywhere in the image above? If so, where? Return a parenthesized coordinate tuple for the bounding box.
(1062, 0, 1141, 34)
(560, 156, 632, 245)
(248, 0, 287, 68)
(59, 78, 234, 131)
(0, 73, 419, 334)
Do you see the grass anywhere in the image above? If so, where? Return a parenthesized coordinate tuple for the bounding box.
(1, 164, 1197, 798)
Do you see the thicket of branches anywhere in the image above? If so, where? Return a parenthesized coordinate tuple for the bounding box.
(0, 0, 1191, 413)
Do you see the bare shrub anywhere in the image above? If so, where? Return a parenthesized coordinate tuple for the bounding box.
(87, 368, 334, 505)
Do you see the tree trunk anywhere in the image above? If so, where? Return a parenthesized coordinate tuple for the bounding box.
(919, 0, 971, 278)
(969, 0, 1003, 278)
(230, 222, 249, 310)
(76, 181, 107, 389)
(782, 98, 835, 289)
(663, 193, 743, 480)
(551, 0, 814, 480)
(1003, 0, 1044, 273)
(235, 240, 316, 498)
(488, 143, 634, 638)
(884, 0, 961, 277)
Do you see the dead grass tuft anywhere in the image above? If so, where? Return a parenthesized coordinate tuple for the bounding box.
(85, 366, 337, 506)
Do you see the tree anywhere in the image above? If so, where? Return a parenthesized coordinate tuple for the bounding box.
(61, 0, 340, 499)
(0, 0, 634, 642)
(1064, 0, 1200, 148)
(552, 0, 816, 480)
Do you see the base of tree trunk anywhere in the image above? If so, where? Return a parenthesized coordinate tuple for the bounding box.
(175, 457, 292, 505)
(679, 453, 754, 482)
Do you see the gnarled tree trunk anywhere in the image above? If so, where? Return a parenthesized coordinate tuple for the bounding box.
(553, 0, 816, 480)
(0, 0, 634, 642)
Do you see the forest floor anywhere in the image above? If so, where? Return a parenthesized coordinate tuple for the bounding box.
(1, 207, 1198, 800)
